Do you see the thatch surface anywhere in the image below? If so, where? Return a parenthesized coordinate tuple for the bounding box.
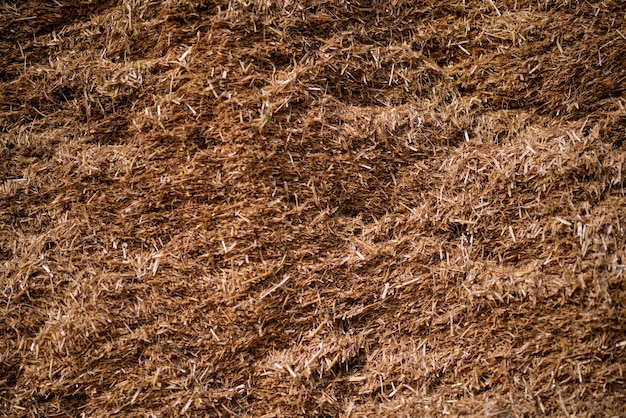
(1, 0, 625, 416)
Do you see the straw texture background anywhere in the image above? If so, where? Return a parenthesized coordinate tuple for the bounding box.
(1, 0, 625, 416)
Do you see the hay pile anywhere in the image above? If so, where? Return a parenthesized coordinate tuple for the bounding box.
(1, 0, 625, 416)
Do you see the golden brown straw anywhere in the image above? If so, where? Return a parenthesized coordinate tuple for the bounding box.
(1, 0, 625, 416)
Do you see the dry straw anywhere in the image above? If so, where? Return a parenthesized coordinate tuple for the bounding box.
(1, 0, 625, 416)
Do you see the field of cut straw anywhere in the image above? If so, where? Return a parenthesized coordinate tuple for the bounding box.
(1, 0, 625, 416)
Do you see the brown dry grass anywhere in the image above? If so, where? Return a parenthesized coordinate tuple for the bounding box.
(1, 0, 625, 416)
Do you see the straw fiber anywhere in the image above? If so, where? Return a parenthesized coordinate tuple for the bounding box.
(1, 0, 625, 416)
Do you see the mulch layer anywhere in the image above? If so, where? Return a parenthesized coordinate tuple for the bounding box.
(1, 0, 625, 416)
